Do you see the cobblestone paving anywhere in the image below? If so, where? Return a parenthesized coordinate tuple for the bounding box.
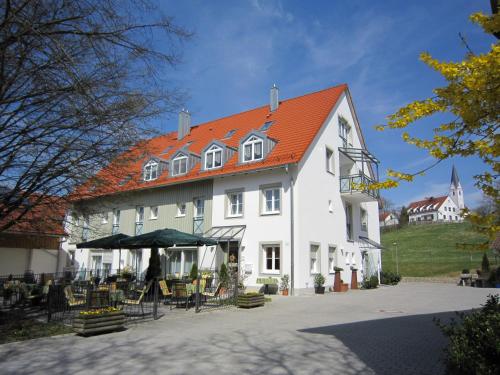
(0, 283, 496, 375)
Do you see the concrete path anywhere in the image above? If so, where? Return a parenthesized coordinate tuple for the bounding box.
(0, 283, 497, 375)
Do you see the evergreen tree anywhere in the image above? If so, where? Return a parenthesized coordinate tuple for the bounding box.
(399, 206, 409, 227)
(145, 247, 161, 281)
(190, 263, 199, 282)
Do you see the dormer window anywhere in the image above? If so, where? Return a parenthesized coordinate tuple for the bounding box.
(172, 154, 188, 176)
(243, 136, 263, 162)
(205, 145, 222, 170)
(144, 161, 158, 181)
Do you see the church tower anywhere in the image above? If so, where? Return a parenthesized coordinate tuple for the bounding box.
(449, 165, 464, 209)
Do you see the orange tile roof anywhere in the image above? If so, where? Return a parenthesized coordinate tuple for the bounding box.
(379, 212, 391, 221)
(76, 84, 347, 199)
(408, 196, 448, 213)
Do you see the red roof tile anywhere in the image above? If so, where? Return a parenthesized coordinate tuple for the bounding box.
(75, 84, 347, 199)
(408, 196, 448, 213)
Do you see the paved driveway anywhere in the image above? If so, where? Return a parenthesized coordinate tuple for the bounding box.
(0, 283, 496, 375)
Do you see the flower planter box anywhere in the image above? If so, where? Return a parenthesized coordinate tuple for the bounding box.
(237, 293, 265, 308)
(314, 286, 325, 294)
(73, 310, 125, 335)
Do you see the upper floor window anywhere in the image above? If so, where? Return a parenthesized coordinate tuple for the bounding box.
(176, 202, 186, 217)
(150, 206, 158, 220)
(172, 155, 188, 176)
(360, 208, 368, 232)
(338, 117, 351, 148)
(205, 145, 222, 170)
(243, 136, 263, 162)
(328, 246, 336, 273)
(326, 147, 334, 174)
(227, 191, 243, 217)
(194, 197, 204, 218)
(144, 160, 158, 181)
(262, 186, 281, 215)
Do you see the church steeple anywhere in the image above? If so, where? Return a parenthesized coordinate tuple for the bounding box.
(449, 165, 464, 210)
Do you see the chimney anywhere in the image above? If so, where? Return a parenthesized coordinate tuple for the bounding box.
(178, 109, 191, 140)
(270, 84, 279, 112)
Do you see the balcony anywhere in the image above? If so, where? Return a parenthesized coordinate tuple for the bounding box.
(340, 174, 379, 201)
(338, 146, 379, 202)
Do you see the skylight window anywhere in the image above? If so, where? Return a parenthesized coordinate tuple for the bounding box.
(260, 121, 273, 131)
(223, 129, 236, 139)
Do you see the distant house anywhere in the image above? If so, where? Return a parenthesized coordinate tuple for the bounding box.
(379, 212, 399, 227)
(0, 197, 67, 275)
(408, 167, 465, 224)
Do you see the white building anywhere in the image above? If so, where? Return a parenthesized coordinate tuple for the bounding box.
(66, 84, 382, 292)
(408, 167, 465, 223)
(379, 212, 399, 228)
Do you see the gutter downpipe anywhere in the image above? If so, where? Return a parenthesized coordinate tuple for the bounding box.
(286, 164, 295, 296)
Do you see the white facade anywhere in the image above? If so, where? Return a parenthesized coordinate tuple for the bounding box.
(409, 196, 462, 223)
(379, 213, 399, 227)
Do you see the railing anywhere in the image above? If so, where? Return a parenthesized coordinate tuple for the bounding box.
(340, 174, 379, 199)
(193, 217, 204, 235)
(135, 221, 144, 236)
(112, 224, 119, 235)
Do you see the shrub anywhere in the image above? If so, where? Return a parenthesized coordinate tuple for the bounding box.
(363, 275, 379, 289)
(145, 247, 161, 282)
(435, 295, 500, 375)
(280, 274, 289, 291)
(380, 271, 401, 285)
(333, 266, 343, 272)
(219, 263, 229, 287)
(189, 263, 198, 282)
(314, 273, 325, 287)
(461, 269, 470, 274)
(481, 253, 490, 272)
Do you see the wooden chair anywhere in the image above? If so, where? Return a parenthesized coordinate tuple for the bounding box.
(202, 282, 223, 304)
(123, 281, 152, 316)
(159, 280, 172, 305)
(64, 285, 86, 308)
(171, 283, 189, 310)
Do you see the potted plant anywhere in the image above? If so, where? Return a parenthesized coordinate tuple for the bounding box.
(280, 274, 290, 296)
(120, 266, 133, 281)
(219, 263, 229, 293)
(190, 263, 199, 282)
(314, 273, 326, 294)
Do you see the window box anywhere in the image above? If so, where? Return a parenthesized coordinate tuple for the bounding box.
(237, 293, 265, 308)
(73, 309, 125, 336)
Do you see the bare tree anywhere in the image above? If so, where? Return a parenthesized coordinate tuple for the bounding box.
(0, 0, 191, 232)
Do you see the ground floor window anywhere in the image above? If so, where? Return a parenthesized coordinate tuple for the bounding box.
(328, 246, 336, 273)
(262, 244, 280, 274)
(166, 249, 197, 277)
(310, 244, 320, 274)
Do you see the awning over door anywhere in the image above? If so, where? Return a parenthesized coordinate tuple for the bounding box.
(204, 225, 246, 242)
(359, 236, 385, 250)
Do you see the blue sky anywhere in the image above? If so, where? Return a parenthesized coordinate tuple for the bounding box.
(153, 0, 494, 209)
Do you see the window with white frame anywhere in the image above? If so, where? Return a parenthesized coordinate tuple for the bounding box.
(227, 191, 243, 217)
(176, 202, 186, 217)
(310, 244, 320, 274)
(262, 187, 281, 215)
(144, 160, 158, 181)
(338, 117, 351, 148)
(345, 203, 353, 240)
(194, 197, 204, 218)
(172, 154, 188, 176)
(262, 244, 280, 273)
(360, 208, 368, 232)
(325, 147, 334, 174)
(243, 136, 263, 162)
(328, 246, 336, 273)
(150, 206, 158, 220)
(205, 145, 222, 170)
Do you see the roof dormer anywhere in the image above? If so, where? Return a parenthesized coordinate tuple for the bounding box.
(201, 140, 236, 171)
(239, 130, 276, 164)
(170, 147, 200, 177)
(142, 157, 168, 182)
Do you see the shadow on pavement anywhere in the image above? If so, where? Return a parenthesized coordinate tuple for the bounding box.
(298, 311, 462, 375)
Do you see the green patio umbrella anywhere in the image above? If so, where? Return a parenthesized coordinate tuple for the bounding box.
(76, 233, 130, 249)
(76, 233, 130, 273)
(118, 228, 218, 249)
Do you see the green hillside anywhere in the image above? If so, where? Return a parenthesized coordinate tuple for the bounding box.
(381, 222, 495, 277)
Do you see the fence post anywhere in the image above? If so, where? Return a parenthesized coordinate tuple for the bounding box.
(195, 273, 201, 313)
(47, 285, 52, 322)
(153, 277, 159, 320)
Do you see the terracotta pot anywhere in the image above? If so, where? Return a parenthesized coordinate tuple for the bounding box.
(334, 271, 342, 292)
(350, 269, 358, 290)
(282, 289, 289, 296)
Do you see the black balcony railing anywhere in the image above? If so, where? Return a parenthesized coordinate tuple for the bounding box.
(340, 174, 379, 199)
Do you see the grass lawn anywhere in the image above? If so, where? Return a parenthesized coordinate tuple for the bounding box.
(0, 312, 73, 344)
(381, 222, 496, 277)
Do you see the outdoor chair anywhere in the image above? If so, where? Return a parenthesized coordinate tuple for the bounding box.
(63, 285, 86, 309)
(123, 281, 152, 317)
(171, 282, 189, 310)
(159, 280, 172, 305)
(202, 282, 222, 305)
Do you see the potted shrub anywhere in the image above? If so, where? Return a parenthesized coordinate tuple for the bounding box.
(219, 263, 229, 293)
(280, 274, 290, 296)
(189, 263, 199, 282)
(314, 273, 326, 294)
